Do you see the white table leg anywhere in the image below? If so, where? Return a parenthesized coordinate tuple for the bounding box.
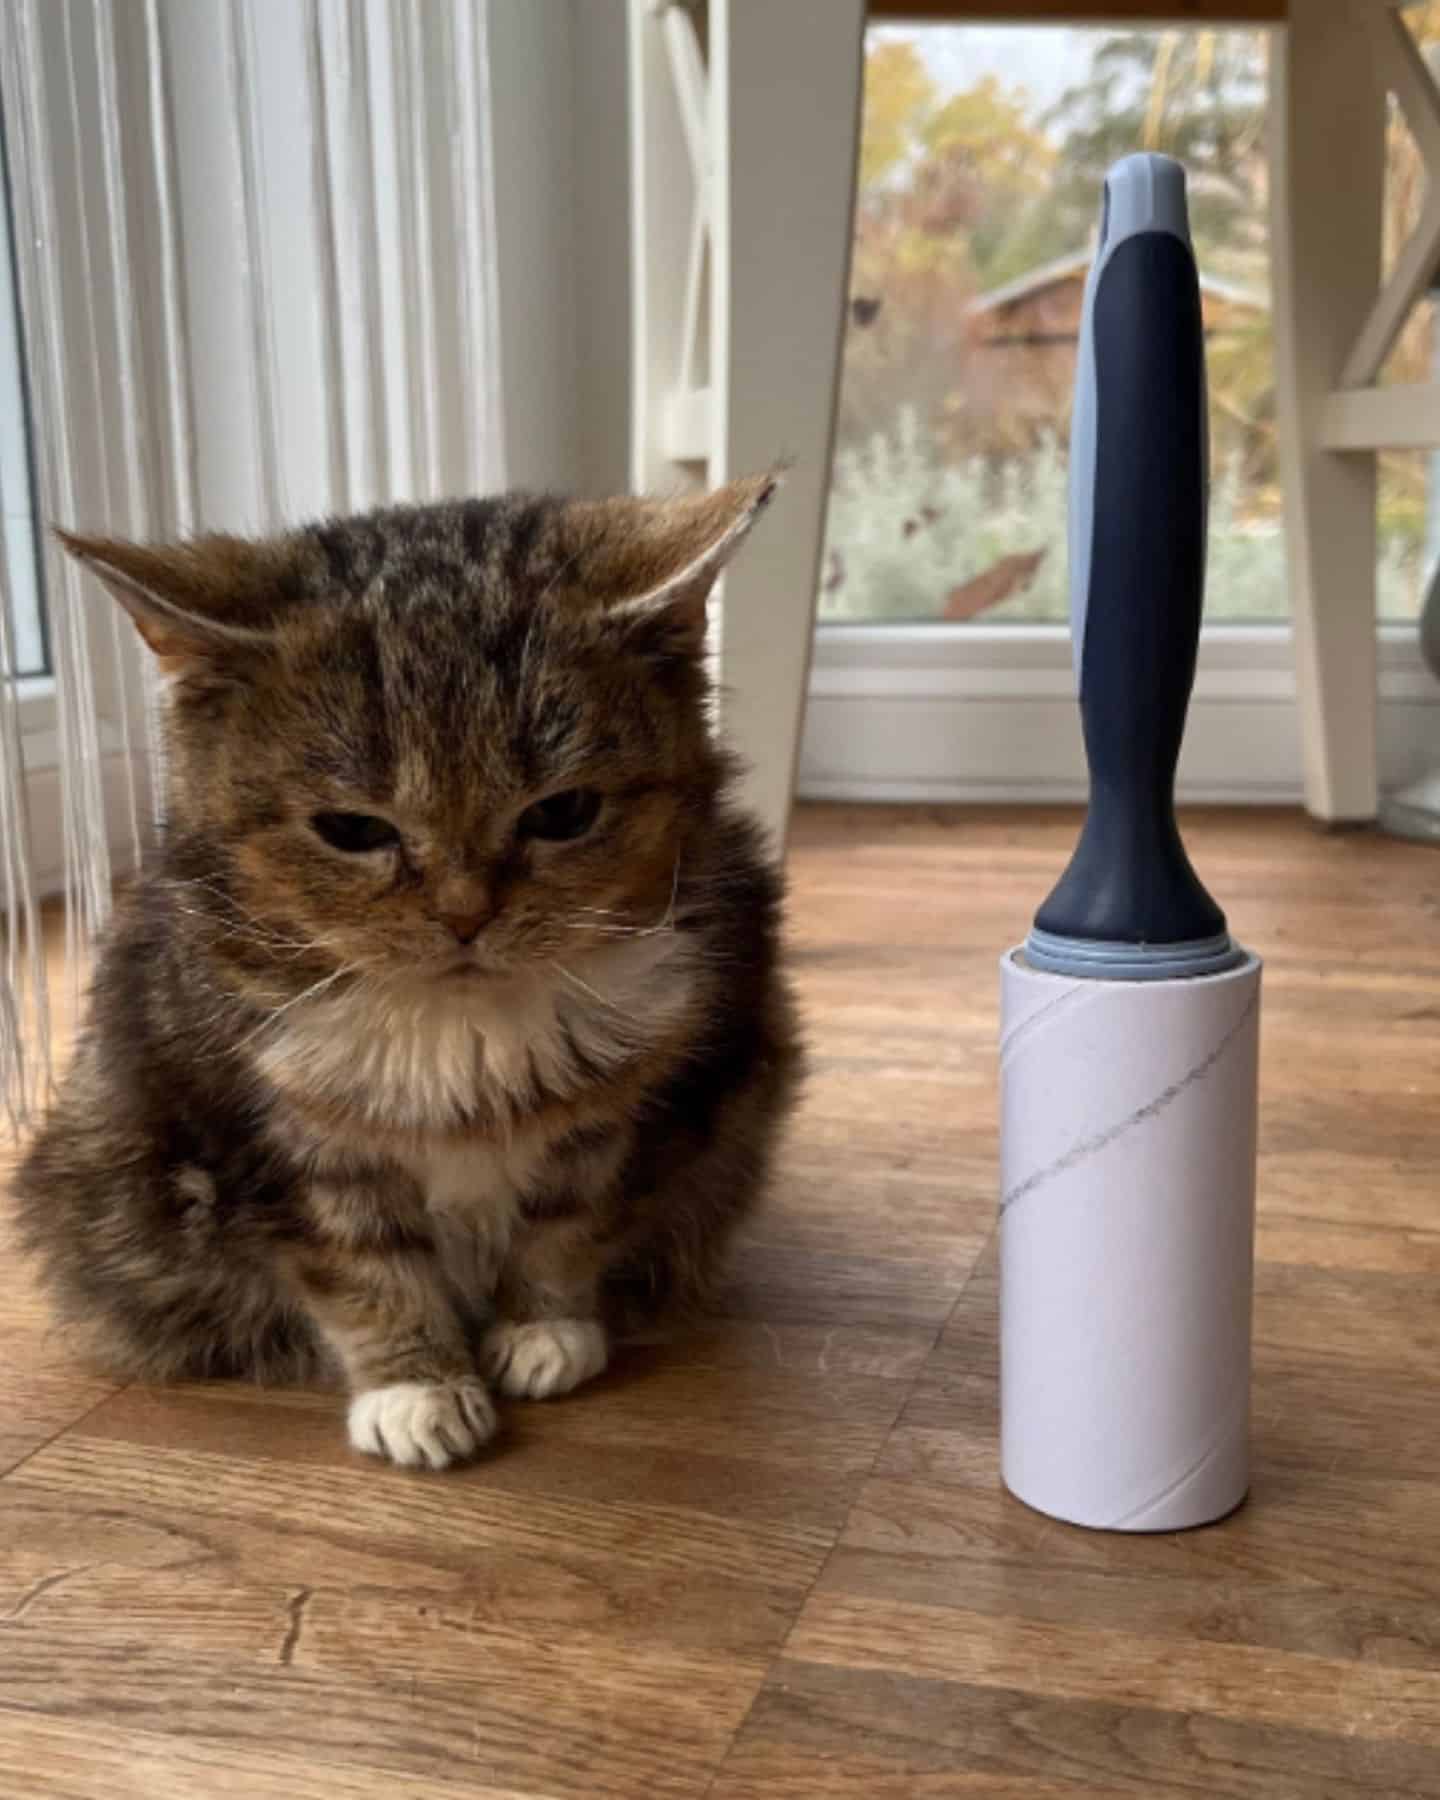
(1270, 1, 1386, 823)
(713, 0, 866, 852)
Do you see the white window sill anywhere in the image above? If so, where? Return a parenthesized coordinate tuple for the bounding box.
(13, 669, 54, 706)
(13, 674, 125, 778)
(11, 674, 151, 896)
(798, 622, 1440, 804)
(12, 673, 59, 773)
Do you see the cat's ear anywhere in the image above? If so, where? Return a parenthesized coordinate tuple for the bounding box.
(568, 472, 782, 653)
(55, 530, 288, 675)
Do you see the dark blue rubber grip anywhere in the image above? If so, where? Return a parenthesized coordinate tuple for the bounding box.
(1034, 231, 1226, 949)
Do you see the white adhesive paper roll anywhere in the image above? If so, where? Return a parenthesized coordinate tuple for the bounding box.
(998, 947, 1261, 1531)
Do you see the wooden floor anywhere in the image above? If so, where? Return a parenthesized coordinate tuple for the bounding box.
(3, 804, 1440, 1797)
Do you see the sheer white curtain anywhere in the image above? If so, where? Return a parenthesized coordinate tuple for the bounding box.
(0, 0, 506, 1127)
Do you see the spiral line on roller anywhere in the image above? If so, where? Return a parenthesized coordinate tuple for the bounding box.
(999, 982, 1259, 1218)
(998, 977, 1093, 1075)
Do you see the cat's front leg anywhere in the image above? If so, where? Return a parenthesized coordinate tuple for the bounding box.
(483, 1211, 608, 1401)
(285, 1164, 497, 1469)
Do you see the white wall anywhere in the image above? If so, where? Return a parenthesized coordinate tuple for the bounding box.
(487, 0, 632, 496)
(573, 0, 632, 495)
(491, 0, 579, 492)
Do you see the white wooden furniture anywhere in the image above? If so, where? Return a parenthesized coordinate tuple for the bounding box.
(627, 0, 866, 850)
(1271, 0, 1440, 824)
(631, 0, 1440, 837)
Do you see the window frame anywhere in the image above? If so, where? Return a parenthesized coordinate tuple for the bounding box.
(798, 621, 1438, 804)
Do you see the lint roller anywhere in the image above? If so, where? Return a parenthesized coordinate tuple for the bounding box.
(998, 154, 1262, 1532)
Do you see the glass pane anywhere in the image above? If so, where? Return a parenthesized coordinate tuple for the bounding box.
(1378, 451, 1430, 620)
(1377, 10, 1440, 621)
(0, 88, 48, 679)
(822, 24, 1283, 625)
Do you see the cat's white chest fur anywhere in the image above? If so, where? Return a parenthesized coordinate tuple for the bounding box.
(257, 935, 691, 1133)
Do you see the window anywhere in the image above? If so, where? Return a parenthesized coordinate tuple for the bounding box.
(797, 21, 1440, 807)
(1376, 4, 1440, 624)
(823, 24, 1283, 628)
(0, 87, 45, 681)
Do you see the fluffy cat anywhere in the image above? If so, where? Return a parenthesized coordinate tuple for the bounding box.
(14, 476, 801, 1470)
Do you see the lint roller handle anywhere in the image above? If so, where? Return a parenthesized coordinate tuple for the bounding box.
(1035, 154, 1222, 950)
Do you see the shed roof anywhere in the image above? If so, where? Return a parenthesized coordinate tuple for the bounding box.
(967, 249, 1266, 319)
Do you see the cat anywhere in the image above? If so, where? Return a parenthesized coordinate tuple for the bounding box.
(13, 475, 802, 1470)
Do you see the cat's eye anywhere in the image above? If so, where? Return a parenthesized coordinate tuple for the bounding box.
(310, 810, 401, 854)
(517, 788, 602, 844)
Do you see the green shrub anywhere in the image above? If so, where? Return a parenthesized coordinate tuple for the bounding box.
(820, 408, 1421, 622)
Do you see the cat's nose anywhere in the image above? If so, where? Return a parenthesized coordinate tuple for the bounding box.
(432, 874, 492, 945)
(438, 911, 488, 946)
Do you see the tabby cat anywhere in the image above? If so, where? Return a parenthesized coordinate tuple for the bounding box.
(14, 476, 801, 1470)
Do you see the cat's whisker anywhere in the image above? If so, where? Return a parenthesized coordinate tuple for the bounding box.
(182, 976, 296, 1044)
(163, 880, 314, 951)
(658, 853, 682, 933)
(163, 875, 270, 917)
(559, 920, 647, 936)
(536, 545, 586, 604)
(164, 879, 301, 940)
(551, 960, 608, 1005)
(567, 859, 683, 942)
(549, 960, 645, 1027)
(558, 918, 679, 942)
(228, 964, 358, 1055)
(167, 905, 315, 957)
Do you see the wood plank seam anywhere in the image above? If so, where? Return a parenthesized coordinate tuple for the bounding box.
(697, 1227, 1001, 1798)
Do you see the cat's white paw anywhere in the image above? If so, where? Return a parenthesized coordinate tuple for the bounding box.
(347, 1377, 497, 1469)
(482, 1319, 608, 1399)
